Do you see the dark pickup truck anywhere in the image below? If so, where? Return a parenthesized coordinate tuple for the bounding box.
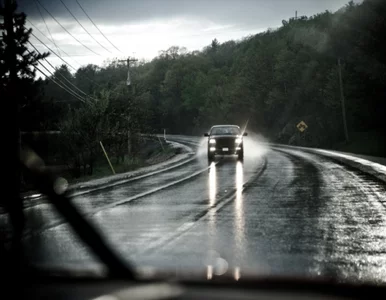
(204, 125, 247, 161)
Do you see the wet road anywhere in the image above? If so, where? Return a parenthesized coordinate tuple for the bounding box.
(22, 136, 386, 283)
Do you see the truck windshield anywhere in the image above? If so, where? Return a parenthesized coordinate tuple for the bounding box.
(210, 127, 240, 135)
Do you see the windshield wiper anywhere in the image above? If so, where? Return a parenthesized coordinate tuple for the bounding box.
(20, 148, 136, 279)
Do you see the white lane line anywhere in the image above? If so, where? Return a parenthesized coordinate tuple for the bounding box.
(70, 154, 197, 197)
(91, 163, 219, 215)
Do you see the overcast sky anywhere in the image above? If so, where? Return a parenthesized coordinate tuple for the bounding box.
(18, 0, 357, 70)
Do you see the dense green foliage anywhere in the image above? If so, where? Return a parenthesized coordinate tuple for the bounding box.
(1, 0, 48, 128)
(32, 0, 386, 153)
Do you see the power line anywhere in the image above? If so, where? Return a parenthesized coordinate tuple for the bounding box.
(58, 0, 112, 54)
(75, 0, 123, 54)
(34, 57, 86, 102)
(28, 42, 102, 102)
(33, 0, 102, 57)
(34, 63, 87, 103)
(26, 21, 126, 99)
(33, 0, 60, 56)
(26, 19, 84, 67)
(28, 21, 124, 99)
(28, 42, 87, 97)
(30, 30, 78, 72)
(29, 30, 124, 98)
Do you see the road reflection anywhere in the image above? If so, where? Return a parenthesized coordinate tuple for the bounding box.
(208, 162, 217, 206)
(207, 162, 217, 259)
(235, 161, 243, 206)
(234, 161, 245, 267)
(207, 160, 246, 272)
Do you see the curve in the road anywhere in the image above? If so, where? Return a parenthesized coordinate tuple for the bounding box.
(20, 136, 386, 283)
(21, 138, 215, 237)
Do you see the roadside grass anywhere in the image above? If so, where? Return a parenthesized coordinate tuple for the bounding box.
(68, 143, 175, 184)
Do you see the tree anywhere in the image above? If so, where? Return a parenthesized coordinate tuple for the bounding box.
(0, 0, 49, 264)
(38, 0, 386, 155)
(0, 1, 48, 95)
(1, 0, 49, 140)
(211, 38, 219, 51)
(60, 91, 111, 177)
(43, 64, 76, 104)
(75, 64, 100, 95)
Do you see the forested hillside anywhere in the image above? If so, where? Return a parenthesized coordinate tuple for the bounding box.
(26, 0, 386, 154)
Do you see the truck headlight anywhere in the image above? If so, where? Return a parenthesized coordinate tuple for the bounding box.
(209, 139, 216, 144)
(235, 138, 242, 144)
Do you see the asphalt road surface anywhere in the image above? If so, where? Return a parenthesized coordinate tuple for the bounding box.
(21, 135, 386, 283)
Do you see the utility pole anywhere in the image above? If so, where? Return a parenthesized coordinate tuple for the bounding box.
(295, 10, 298, 20)
(118, 57, 138, 155)
(338, 57, 349, 143)
(118, 56, 138, 94)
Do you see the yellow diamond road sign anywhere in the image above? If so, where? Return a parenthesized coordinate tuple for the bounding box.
(297, 121, 308, 132)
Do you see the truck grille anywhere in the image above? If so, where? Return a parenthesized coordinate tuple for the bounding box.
(215, 137, 235, 148)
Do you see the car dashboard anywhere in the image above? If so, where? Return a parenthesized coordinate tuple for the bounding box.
(21, 272, 386, 300)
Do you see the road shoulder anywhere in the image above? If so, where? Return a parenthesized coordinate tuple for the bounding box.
(22, 140, 195, 200)
(274, 144, 386, 184)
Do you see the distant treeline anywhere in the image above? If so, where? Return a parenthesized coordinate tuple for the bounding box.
(24, 0, 385, 152)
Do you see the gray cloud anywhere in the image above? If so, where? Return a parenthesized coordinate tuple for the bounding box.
(21, 0, 359, 65)
(20, 0, 352, 29)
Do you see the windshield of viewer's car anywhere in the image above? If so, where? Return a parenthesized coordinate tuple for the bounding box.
(1, 0, 386, 285)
